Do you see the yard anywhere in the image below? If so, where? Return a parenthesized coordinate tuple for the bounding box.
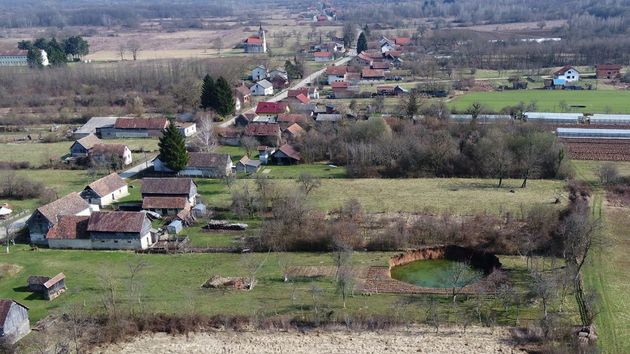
(449, 90, 630, 114)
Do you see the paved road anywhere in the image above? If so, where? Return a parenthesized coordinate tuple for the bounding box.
(220, 50, 356, 128)
(119, 159, 155, 179)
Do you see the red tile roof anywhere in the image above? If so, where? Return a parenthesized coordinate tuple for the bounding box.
(245, 123, 281, 137)
(141, 178, 195, 195)
(114, 118, 168, 130)
(294, 93, 310, 104)
(331, 81, 350, 89)
(288, 88, 309, 97)
(89, 144, 128, 157)
(285, 123, 305, 136)
(277, 113, 308, 124)
(275, 144, 301, 161)
(596, 64, 622, 70)
(87, 211, 147, 233)
(36, 192, 90, 224)
(245, 37, 263, 44)
(255, 101, 288, 115)
(394, 37, 411, 45)
(142, 196, 188, 209)
(326, 66, 347, 75)
(362, 68, 385, 78)
(386, 50, 402, 58)
(187, 152, 231, 169)
(314, 51, 333, 57)
(86, 173, 127, 198)
(554, 65, 576, 75)
(371, 61, 390, 70)
(46, 215, 90, 240)
(234, 84, 251, 97)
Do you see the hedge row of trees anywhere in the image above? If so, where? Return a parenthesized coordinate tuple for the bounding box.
(17, 36, 89, 67)
(296, 118, 572, 184)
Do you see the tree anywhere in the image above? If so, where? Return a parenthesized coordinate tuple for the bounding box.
(215, 76, 236, 117)
(127, 40, 141, 60)
(63, 36, 89, 61)
(404, 92, 420, 119)
(27, 48, 43, 68)
(342, 22, 355, 48)
(296, 173, 321, 196)
(356, 32, 368, 54)
(200, 74, 217, 110)
(466, 102, 483, 121)
(158, 119, 189, 172)
(444, 261, 481, 303)
(212, 37, 223, 55)
(362, 24, 371, 38)
(478, 129, 512, 187)
(192, 114, 218, 152)
(241, 136, 259, 157)
(46, 38, 67, 66)
(118, 44, 126, 60)
(596, 162, 618, 185)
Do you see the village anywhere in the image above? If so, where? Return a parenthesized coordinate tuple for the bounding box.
(0, 0, 630, 353)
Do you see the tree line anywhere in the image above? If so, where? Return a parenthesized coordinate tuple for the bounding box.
(17, 36, 89, 67)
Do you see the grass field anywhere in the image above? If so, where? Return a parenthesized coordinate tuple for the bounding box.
(449, 90, 630, 114)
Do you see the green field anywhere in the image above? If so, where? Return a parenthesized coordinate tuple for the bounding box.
(449, 90, 630, 114)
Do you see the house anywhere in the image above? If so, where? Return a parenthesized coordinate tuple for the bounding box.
(377, 85, 408, 96)
(234, 84, 252, 110)
(277, 113, 308, 126)
(47, 215, 92, 249)
(316, 114, 343, 123)
(326, 65, 347, 84)
(27, 192, 92, 244)
(553, 65, 580, 83)
(0, 299, 29, 344)
(270, 75, 289, 90)
(81, 173, 129, 207)
(371, 61, 390, 70)
(255, 101, 289, 117)
(0, 50, 28, 66)
(353, 52, 373, 66)
(142, 196, 190, 217)
(258, 146, 276, 165)
(380, 41, 396, 53)
(73, 116, 119, 139)
(284, 123, 305, 139)
(88, 211, 154, 250)
(331, 82, 358, 99)
(268, 69, 288, 81)
(70, 134, 102, 157)
(141, 178, 198, 204)
(288, 87, 319, 99)
(244, 123, 282, 146)
(153, 153, 233, 178)
(250, 80, 274, 96)
(235, 113, 259, 127)
(252, 115, 277, 124)
(285, 93, 310, 106)
(314, 51, 334, 62)
(218, 129, 241, 146)
(235, 156, 262, 173)
(394, 37, 411, 46)
(88, 144, 133, 166)
(362, 68, 385, 81)
(176, 122, 197, 137)
(596, 64, 622, 79)
(251, 65, 268, 81)
(27, 273, 66, 300)
(243, 25, 267, 53)
(271, 144, 301, 165)
(101, 118, 169, 138)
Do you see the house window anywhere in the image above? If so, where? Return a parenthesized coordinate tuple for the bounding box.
(128, 240, 132, 243)
(114, 240, 118, 243)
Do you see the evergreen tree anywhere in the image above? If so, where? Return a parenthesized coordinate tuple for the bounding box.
(215, 76, 236, 117)
(46, 38, 67, 65)
(26, 48, 42, 68)
(158, 119, 189, 172)
(405, 92, 419, 119)
(362, 24, 371, 38)
(357, 32, 368, 54)
(200, 74, 216, 110)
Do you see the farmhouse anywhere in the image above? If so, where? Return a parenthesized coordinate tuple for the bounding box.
(255, 101, 290, 117)
(81, 173, 129, 207)
(234, 84, 252, 110)
(154, 153, 233, 178)
(242, 25, 267, 53)
(0, 50, 28, 66)
(73, 116, 119, 139)
(47, 215, 92, 249)
(277, 113, 308, 126)
(314, 51, 334, 62)
(362, 68, 385, 81)
(142, 196, 189, 217)
(244, 123, 282, 146)
(331, 81, 356, 98)
(235, 156, 262, 173)
(326, 65, 347, 84)
(176, 122, 197, 137)
(371, 61, 390, 70)
(377, 85, 408, 96)
(89, 144, 133, 166)
(284, 123, 305, 139)
(251, 65, 267, 81)
(353, 52, 374, 66)
(27, 273, 66, 300)
(596, 64, 622, 79)
(27, 192, 92, 244)
(553, 65, 580, 84)
(285, 92, 310, 106)
(235, 113, 259, 126)
(288, 87, 319, 99)
(250, 80, 274, 96)
(101, 118, 169, 138)
(271, 144, 301, 165)
(70, 134, 102, 157)
(0, 300, 29, 344)
(141, 178, 198, 204)
(88, 211, 154, 250)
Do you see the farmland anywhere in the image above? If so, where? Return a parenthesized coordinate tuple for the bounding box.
(449, 90, 630, 114)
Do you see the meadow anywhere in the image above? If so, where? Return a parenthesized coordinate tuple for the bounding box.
(449, 90, 630, 114)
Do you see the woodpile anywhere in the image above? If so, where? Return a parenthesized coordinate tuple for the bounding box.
(201, 275, 252, 290)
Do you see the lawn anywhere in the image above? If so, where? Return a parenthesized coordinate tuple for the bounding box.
(449, 90, 630, 114)
(1, 138, 159, 167)
(571, 160, 630, 185)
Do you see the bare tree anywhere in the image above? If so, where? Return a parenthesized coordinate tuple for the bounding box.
(192, 115, 218, 152)
(118, 44, 126, 61)
(241, 251, 269, 290)
(309, 284, 323, 325)
(596, 162, 619, 185)
(296, 172, 321, 196)
(127, 257, 149, 308)
(127, 40, 141, 61)
(336, 262, 354, 309)
(529, 270, 557, 338)
(212, 37, 224, 56)
(444, 261, 481, 303)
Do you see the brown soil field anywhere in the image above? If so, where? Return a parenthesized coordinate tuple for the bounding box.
(96, 327, 526, 354)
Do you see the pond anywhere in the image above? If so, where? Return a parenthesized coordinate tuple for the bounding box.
(390, 259, 483, 288)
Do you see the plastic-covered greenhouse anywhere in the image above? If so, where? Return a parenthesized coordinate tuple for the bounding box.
(589, 114, 630, 125)
(525, 112, 583, 124)
(556, 127, 630, 139)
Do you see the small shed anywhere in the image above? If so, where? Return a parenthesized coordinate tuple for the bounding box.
(192, 203, 207, 218)
(167, 220, 183, 234)
(0, 299, 30, 344)
(26, 273, 66, 300)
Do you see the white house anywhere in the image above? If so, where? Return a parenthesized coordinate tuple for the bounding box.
(553, 65, 580, 83)
(314, 51, 334, 62)
(176, 122, 197, 137)
(326, 66, 347, 85)
(251, 65, 268, 81)
(250, 80, 274, 96)
(380, 42, 395, 53)
(81, 173, 129, 207)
